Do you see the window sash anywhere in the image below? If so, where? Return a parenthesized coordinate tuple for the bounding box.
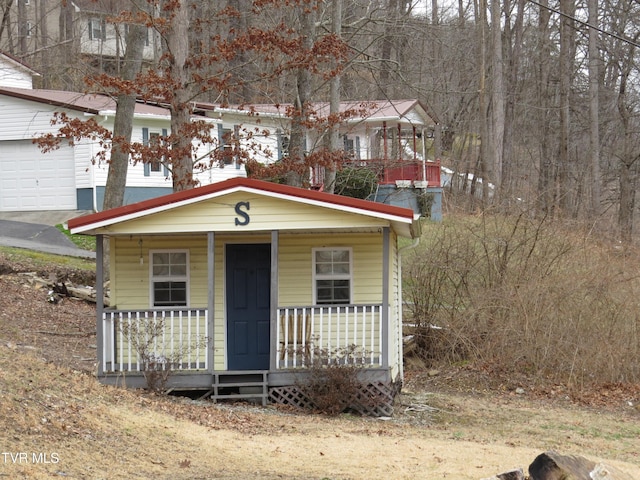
(89, 18, 105, 41)
(313, 248, 352, 305)
(150, 250, 189, 307)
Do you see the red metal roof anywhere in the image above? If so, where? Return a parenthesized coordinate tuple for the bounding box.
(68, 177, 417, 232)
(0, 87, 170, 116)
(194, 99, 437, 125)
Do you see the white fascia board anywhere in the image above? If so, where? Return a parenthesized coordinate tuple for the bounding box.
(97, 109, 172, 121)
(344, 115, 426, 127)
(216, 107, 288, 120)
(71, 185, 413, 234)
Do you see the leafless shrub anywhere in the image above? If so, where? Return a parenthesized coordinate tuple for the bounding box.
(405, 211, 640, 387)
(117, 315, 206, 393)
(295, 344, 384, 416)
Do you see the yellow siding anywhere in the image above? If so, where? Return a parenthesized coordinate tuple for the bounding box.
(111, 235, 208, 310)
(101, 192, 389, 235)
(278, 232, 385, 306)
(109, 229, 402, 373)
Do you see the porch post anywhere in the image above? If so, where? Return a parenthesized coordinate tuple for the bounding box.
(382, 121, 388, 184)
(269, 230, 279, 371)
(381, 227, 390, 368)
(207, 232, 215, 372)
(96, 235, 104, 376)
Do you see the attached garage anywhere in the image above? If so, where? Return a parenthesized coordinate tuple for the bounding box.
(0, 140, 77, 211)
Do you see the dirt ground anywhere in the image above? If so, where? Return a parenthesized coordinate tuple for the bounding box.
(1, 260, 640, 479)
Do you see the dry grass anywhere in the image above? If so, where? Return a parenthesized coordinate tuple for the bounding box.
(405, 212, 640, 387)
(1, 238, 640, 479)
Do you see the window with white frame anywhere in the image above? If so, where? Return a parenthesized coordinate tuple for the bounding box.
(150, 250, 189, 307)
(88, 18, 105, 41)
(313, 248, 352, 304)
(149, 133, 162, 172)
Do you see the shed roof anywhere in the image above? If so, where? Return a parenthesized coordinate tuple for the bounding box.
(68, 177, 421, 238)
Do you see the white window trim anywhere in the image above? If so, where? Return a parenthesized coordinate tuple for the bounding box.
(149, 249, 190, 308)
(148, 132, 163, 172)
(312, 247, 353, 305)
(89, 18, 105, 41)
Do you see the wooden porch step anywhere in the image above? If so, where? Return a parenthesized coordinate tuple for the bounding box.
(208, 371, 269, 406)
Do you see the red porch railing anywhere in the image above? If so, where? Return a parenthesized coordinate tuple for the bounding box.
(342, 158, 441, 187)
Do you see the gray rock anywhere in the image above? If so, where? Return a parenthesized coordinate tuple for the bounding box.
(481, 468, 525, 480)
(528, 451, 634, 480)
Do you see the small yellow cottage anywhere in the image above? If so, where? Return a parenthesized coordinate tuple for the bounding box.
(68, 177, 421, 414)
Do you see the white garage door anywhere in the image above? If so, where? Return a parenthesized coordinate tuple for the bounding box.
(0, 140, 77, 211)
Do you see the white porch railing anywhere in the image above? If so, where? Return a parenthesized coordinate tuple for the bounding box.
(102, 309, 208, 373)
(276, 305, 383, 369)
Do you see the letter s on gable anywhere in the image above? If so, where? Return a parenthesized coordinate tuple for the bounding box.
(234, 201, 250, 226)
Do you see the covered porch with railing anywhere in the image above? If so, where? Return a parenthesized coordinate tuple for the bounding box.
(99, 304, 385, 377)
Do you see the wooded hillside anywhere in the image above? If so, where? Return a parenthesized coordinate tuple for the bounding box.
(2, 0, 640, 240)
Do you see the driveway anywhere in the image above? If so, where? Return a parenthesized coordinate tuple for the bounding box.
(0, 212, 95, 259)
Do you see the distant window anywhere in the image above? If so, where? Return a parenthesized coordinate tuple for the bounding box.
(88, 18, 105, 41)
(343, 136, 354, 152)
(313, 248, 352, 305)
(150, 251, 189, 307)
(24, 0, 30, 5)
(149, 133, 162, 172)
(24, 21, 33, 38)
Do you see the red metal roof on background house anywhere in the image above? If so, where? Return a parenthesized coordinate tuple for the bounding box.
(67, 177, 417, 231)
(0, 87, 170, 116)
(194, 99, 438, 125)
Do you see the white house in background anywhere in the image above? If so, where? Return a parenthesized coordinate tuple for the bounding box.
(0, 86, 246, 212)
(0, 53, 443, 217)
(71, 0, 159, 64)
(0, 51, 40, 89)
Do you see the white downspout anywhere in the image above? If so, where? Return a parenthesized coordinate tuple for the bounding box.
(397, 234, 421, 382)
(421, 128, 427, 184)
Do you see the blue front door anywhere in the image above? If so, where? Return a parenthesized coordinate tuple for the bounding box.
(226, 243, 271, 370)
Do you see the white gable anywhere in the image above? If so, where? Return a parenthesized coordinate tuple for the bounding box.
(0, 54, 37, 89)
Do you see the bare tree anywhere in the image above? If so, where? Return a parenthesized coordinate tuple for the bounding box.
(102, 22, 148, 210)
(588, 0, 601, 217)
(324, 0, 344, 194)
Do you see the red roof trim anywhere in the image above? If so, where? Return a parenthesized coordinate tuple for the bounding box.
(68, 178, 415, 230)
(0, 87, 101, 114)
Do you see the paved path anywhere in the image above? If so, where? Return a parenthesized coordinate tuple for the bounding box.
(0, 218, 95, 259)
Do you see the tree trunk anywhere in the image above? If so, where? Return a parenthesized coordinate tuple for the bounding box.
(102, 23, 147, 211)
(587, 0, 601, 217)
(324, 0, 343, 194)
(557, 0, 575, 215)
(0, 0, 14, 44)
(17, 0, 25, 54)
(616, 38, 638, 244)
(535, 0, 554, 215)
(489, 0, 504, 194)
(167, 0, 195, 192)
(477, 0, 489, 206)
(286, 4, 316, 187)
(502, 0, 525, 199)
